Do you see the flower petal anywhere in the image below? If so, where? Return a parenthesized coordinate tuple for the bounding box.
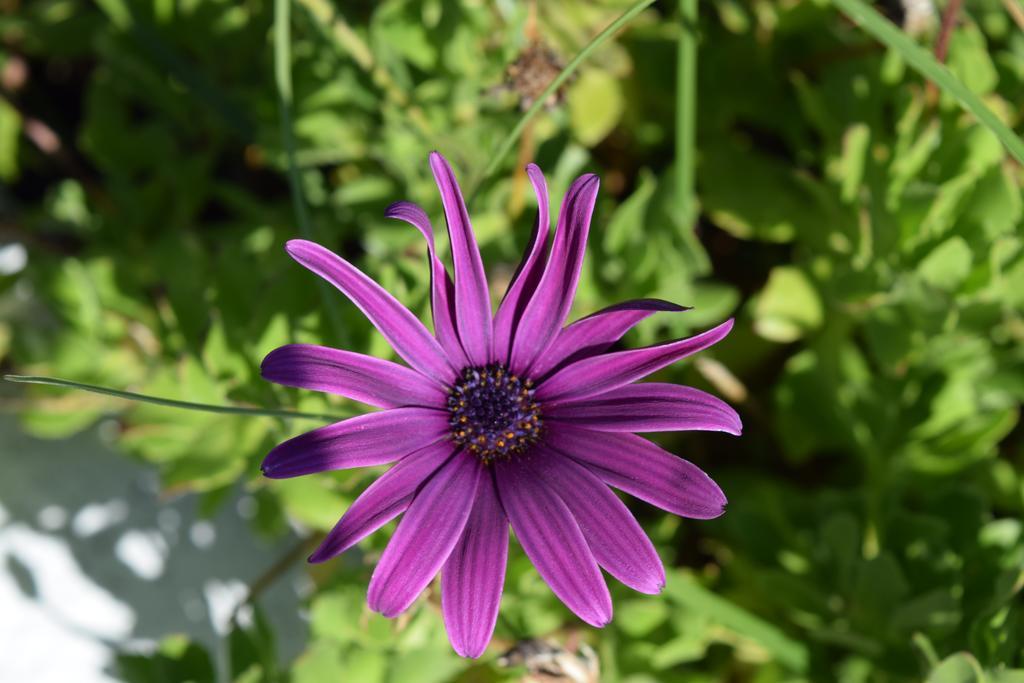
(530, 299, 689, 378)
(261, 344, 446, 409)
(547, 383, 742, 435)
(385, 201, 470, 368)
(534, 449, 665, 594)
(441, 472, 508, 658)
(429, 152, 492, 365)
(537, 319, 734, 403)
(493, 164, 550, 364)
(495, 456, 612, 627)
(285, 239, 453, 383)
(368, 451, 482, 617)
(509, 174, 600, 373)
(308, 441, 456, 563)
(546, 426, 727, 519)
(261, 407, 449, 479)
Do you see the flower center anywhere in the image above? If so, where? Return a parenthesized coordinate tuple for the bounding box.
(447, 364, 542, 462)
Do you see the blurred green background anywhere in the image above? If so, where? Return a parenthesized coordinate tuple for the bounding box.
(2, 0, 1023, 681)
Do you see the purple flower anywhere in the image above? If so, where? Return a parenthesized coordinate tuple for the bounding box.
(261, 152, 740, 658)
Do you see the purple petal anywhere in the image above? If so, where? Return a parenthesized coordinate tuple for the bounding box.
(493, 164, 550, 364)
(308, 441, 456, 563)
(537, 319, 735, 403)
(385, 201, 470, 368)
(545, 425, 727, 519)
(495, 457, 612, 627)
(547, 383, 742, 435)
(262, 344, 446, 409)
(261, 407, 448, 479)
(285, 239, 454, 383)
(442, 472, 508, 658)
(530, 299, 690, 378)
(429, 152, 493, 366)
(534, 449, 665, 594)
(368, 451, 482, 617)
(509, 174, 600, 373)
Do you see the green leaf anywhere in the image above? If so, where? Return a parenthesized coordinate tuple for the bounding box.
(663, 572, 809, 672)
(852, 553, 909, 628)
(918, 173, 982, 243)
(650, 631, 710, 668)
(701, 142, 838, 243)
(342, 649, 387, 683)
(388, 648, 463, 683)
(926, 653, 987, 683)
(371, 10, 435, 71)
(617, 599, 670, 638)
(821, 513, 860, 591)
(604, 170, 657, 253)
(291, 641, 346, 683)
(0, 97, 20, 181)
(962, 166, 1023, 241)
(889, 119, 941, 208)
(918, 237, 973, 291)
(835, 123, 871, 203)
(229, 606, 278, 682)
(947, 24, 999, 97)
(568, 69, 625, 147)
(273, 476, 349, 532)
(310, 587, 364, 644)
(310, 585, 393, 648)
(753, 266, 824, 342)
(990, 673, 1024, 683)
(117, 635, 216, 683)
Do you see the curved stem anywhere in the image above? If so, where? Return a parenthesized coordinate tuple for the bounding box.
(4, 374, 342, 422)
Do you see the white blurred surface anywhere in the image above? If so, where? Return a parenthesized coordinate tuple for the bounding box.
(0, 523, 130, 683)
(0, 416, 306, 682)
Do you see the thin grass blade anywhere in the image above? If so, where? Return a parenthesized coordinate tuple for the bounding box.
(832, 0, 1024, 164)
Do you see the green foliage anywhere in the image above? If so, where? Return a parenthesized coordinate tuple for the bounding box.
(3, 0, 1023, 681)
(117, 634, 216, 683)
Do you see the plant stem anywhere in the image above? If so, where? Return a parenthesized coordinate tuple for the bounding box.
(1003, 0, 1024, 31)
(933, 0, 963, 63)
(3, 375, 342, 422)
(925, 0, 963, 103)
(676, 0, 698, 228)
(273, 0, 348, 346)
(233, 535, 320, 622)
